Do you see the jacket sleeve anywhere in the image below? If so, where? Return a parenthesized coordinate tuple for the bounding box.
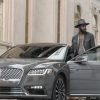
(71, 36, 78, 57)
(71, 36, 75, 52)
(90, 34, 95, 48)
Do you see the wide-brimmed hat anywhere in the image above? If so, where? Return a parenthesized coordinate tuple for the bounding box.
(75, 19, 89, 28)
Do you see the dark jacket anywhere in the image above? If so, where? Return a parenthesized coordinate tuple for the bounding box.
(72, 32, 95, 56)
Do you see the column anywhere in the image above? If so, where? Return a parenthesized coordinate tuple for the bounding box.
(31, 0, 58, 43)
(60, 0, 74, 44)
(13, 0, 26, 45)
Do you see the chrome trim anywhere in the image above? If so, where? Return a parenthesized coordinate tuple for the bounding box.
(18, 68, 24, 82)
(0, 79, 20, 81)
(0, 67, 24, 83)
(22, 87, 29, 96)
(70, 94, 100, 96)
(0, 94, 48, 98)
(25, 95, 48, 97)
(28, 69, 52, 76)
(0, 92, 24, 94)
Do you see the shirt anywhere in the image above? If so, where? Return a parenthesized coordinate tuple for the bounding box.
(78, 34, 85, 55)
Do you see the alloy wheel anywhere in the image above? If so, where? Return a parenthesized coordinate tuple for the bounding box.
(54, 76, 66, 100)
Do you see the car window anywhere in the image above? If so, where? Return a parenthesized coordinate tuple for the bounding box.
(82, 48, 97, 61)
(47, 46, 67, 60)
(0, 46, 51, 58)
(0, 45, 67, 60)
(41, 46, 62, 57)
(65, 46, 74, 61)
(21, 46, 50, 58)
(1, 46, 30, 58)
(73, 47, 100, 61)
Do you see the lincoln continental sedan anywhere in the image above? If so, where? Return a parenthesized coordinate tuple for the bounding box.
(0, 43, 100, 100)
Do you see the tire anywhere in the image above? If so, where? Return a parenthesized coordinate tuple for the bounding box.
(51, 75, 66, 100)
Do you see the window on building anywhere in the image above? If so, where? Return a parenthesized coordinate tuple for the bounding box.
(74, 5, 81, 33)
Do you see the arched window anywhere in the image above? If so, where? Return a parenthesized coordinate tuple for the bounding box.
(74, 5, 81, 33)
(75, 5, 81, 19)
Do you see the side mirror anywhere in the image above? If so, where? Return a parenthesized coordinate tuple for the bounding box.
(74, 56, 88, 63)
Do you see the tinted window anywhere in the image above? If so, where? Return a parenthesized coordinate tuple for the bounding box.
(0, 45, 66, 60)
(41, 46, 62, 57)
(47, 46, 67, 60)
(0, 46, 50, 58)
(73, 47, 100, 61)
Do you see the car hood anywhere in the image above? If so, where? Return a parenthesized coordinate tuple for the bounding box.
(0, 58, 62, 87)
(0, 58, 57, 69)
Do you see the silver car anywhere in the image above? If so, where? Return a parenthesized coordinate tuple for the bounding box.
(0, 43, 99, 100)
(0, 43, 70, 100)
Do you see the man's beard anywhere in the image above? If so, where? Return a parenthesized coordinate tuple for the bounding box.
(79, 28, 86, 33)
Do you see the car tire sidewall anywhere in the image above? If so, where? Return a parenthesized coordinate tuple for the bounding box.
(51, 75, 66, 100)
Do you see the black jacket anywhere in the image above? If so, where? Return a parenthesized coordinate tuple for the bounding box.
(72, 32, 95, 56)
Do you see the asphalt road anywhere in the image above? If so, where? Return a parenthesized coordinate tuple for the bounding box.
(0, 97, 86, 100)
(0, 97, 87, 100)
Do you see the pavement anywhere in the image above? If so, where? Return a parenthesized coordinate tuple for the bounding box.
(0, 98, 86, 100)
(0, 97, 88, 100)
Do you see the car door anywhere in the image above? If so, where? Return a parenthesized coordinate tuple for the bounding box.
(68, 46, 100, 95)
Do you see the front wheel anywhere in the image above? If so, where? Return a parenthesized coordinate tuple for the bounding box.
(51, 75, 66, 100)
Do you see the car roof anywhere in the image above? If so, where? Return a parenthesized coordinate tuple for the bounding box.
(15, 43, 68, 47)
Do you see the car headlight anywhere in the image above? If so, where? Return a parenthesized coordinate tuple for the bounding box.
(28, 69, 53, 75)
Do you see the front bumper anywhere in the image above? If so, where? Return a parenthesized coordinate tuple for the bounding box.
(0, 73, 55, 99)
(0, 86, 49, 99)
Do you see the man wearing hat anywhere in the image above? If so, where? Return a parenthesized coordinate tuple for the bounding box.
(71, 19, 95, 56)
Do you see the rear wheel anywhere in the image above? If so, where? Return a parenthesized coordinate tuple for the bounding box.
(51, 75, 66, 100)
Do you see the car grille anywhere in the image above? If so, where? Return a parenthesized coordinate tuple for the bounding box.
(0, 68, 23, 80)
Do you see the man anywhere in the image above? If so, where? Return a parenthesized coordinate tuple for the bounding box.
(72, 19, 96, 100)
(72, 19, 95, 56)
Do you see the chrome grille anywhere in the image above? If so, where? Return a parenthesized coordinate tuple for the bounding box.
(0, 68, 23, 80)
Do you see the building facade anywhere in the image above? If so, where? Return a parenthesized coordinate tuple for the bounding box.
(0, 0, 100, 54)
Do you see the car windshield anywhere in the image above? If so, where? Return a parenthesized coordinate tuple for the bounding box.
(0, 45, 66, 60)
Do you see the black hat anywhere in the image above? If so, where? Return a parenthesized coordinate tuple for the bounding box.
(75, 19, 89, 28)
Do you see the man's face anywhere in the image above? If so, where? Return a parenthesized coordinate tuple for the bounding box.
(79, 24, 87, 33)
